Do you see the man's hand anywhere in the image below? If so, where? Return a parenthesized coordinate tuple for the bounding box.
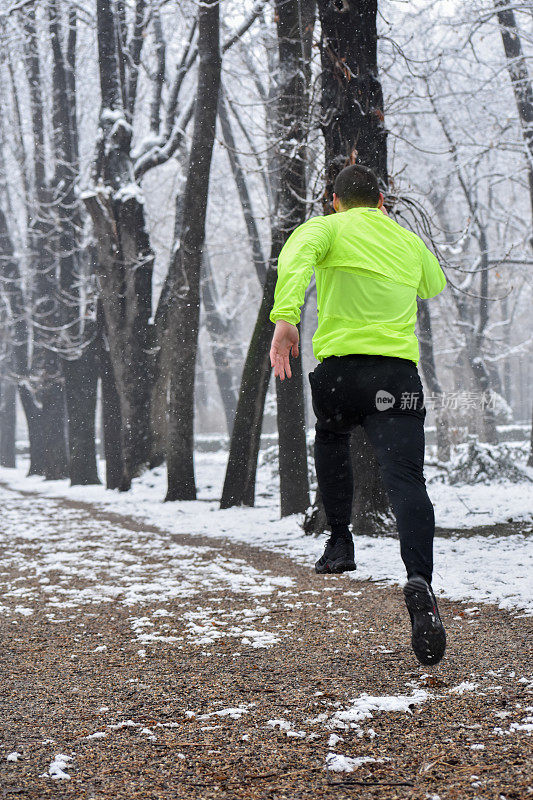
(270, 320, 299, 381)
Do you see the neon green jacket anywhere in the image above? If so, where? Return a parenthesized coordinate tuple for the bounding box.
(269, 207, 446, 364)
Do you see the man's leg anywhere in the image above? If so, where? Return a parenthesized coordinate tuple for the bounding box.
(363, 410, 446, 665)
(314, 423, 353, 540)
(362, 411, 434, 583)
(313, 422, 356, 573)
(309, 364, 356, 573)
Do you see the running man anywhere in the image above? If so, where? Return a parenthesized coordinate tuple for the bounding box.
(269, 165, 447, 666)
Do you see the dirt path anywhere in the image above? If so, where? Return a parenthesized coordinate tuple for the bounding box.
(0, 484, 531, 800)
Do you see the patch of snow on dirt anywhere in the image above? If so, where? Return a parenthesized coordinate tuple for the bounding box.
(331, 690, 430, 730)
(326, 753, 382, 772)
(267, 719, 306, 738)
(449, 681, 479, 694)
(42, 754, 73, 780)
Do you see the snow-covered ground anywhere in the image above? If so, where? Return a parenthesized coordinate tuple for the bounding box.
(0, 447, 531, 616)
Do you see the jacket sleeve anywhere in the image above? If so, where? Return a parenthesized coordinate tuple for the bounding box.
(417, 241, 446, 299)
(269, 216, 332, 326)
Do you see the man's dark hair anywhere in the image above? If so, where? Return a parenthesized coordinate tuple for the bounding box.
(334, 165, 380, 208)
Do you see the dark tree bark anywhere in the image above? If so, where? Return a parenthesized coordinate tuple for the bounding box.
(84, 0, 154, 490)
(63, 348, 100, 485)
(150, 5, 166, 134)
(304, 0, 394, 536)
(0, 206, 42, 475)
(100, 345, 123, 491)
(126, 0, 148, 122)
(527, 406, 533, 467)
(19, 389, 46, 475)
(417, 299, 450, 461)
(319, 0, 387, 182)
(221, 268, 277, 508)
(494, 2, 533, 454)
(274, 0, 314, 517)
(164, 0, 221, 501)
(495, 0, 533, 235)
(22, 6, 69, 480)
(49, 0, 100, 485)
(220, 0, 316, 512)
(0, 381, 16, 468)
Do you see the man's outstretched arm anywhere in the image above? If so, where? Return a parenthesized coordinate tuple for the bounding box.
(269, 217, 332, 380)
(270, 320, 300, 381)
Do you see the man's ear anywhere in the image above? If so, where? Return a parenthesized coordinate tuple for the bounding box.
(333, 193, 340, 212)
(377, 192, 384, 209)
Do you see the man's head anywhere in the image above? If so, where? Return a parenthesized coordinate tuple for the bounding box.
(333, 164, 383, 212)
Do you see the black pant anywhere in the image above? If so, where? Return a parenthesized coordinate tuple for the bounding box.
(309, 354, 434, 583)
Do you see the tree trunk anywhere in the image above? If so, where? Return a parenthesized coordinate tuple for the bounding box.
(0, 381, 16, 468)
(84, 0, 154, 490)
(474, 226, 499, 445)
(165, 0, 221, 501)
(149, 372, 167, 469)
(50, 0, 100, 485)
(40, 380, 69, 481)
(0, 207, 42, 476)
(201, 253, 238, 435)
(417, 299, 450, 461)
(100, 342, 123, 491)
(221, 268, 277, 508)
(471, 354, 499, 445)
(273, 0, 313, 517)
(276, 325, 310, 516)
(63, 346, 100, 486)
(220, 0, 315, 512)
(527, 406, 533, 467)
(495, 0, 533, 237)
(22, 5, 69, 479)
(305, 0, 394, 535)
(318, 0, 387, 180)
(18, 387, 46, 477)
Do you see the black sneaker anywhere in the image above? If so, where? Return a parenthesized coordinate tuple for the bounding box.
(315, 535, 356, 575)
(403, 575, 446, 666)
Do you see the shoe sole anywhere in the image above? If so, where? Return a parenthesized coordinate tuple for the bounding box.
(315, 559, 357, 575)
(403, 576, 446, 666)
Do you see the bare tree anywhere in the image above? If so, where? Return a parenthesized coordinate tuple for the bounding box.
(49, 0, 100, 485)
(84, 0, 154, 491)
(163, 0, 221, 501)
(494, 0, 533, 229)
(304, 0, 394, 537)
(20, 5, 69, 480)
(221, 0, 315, 513)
